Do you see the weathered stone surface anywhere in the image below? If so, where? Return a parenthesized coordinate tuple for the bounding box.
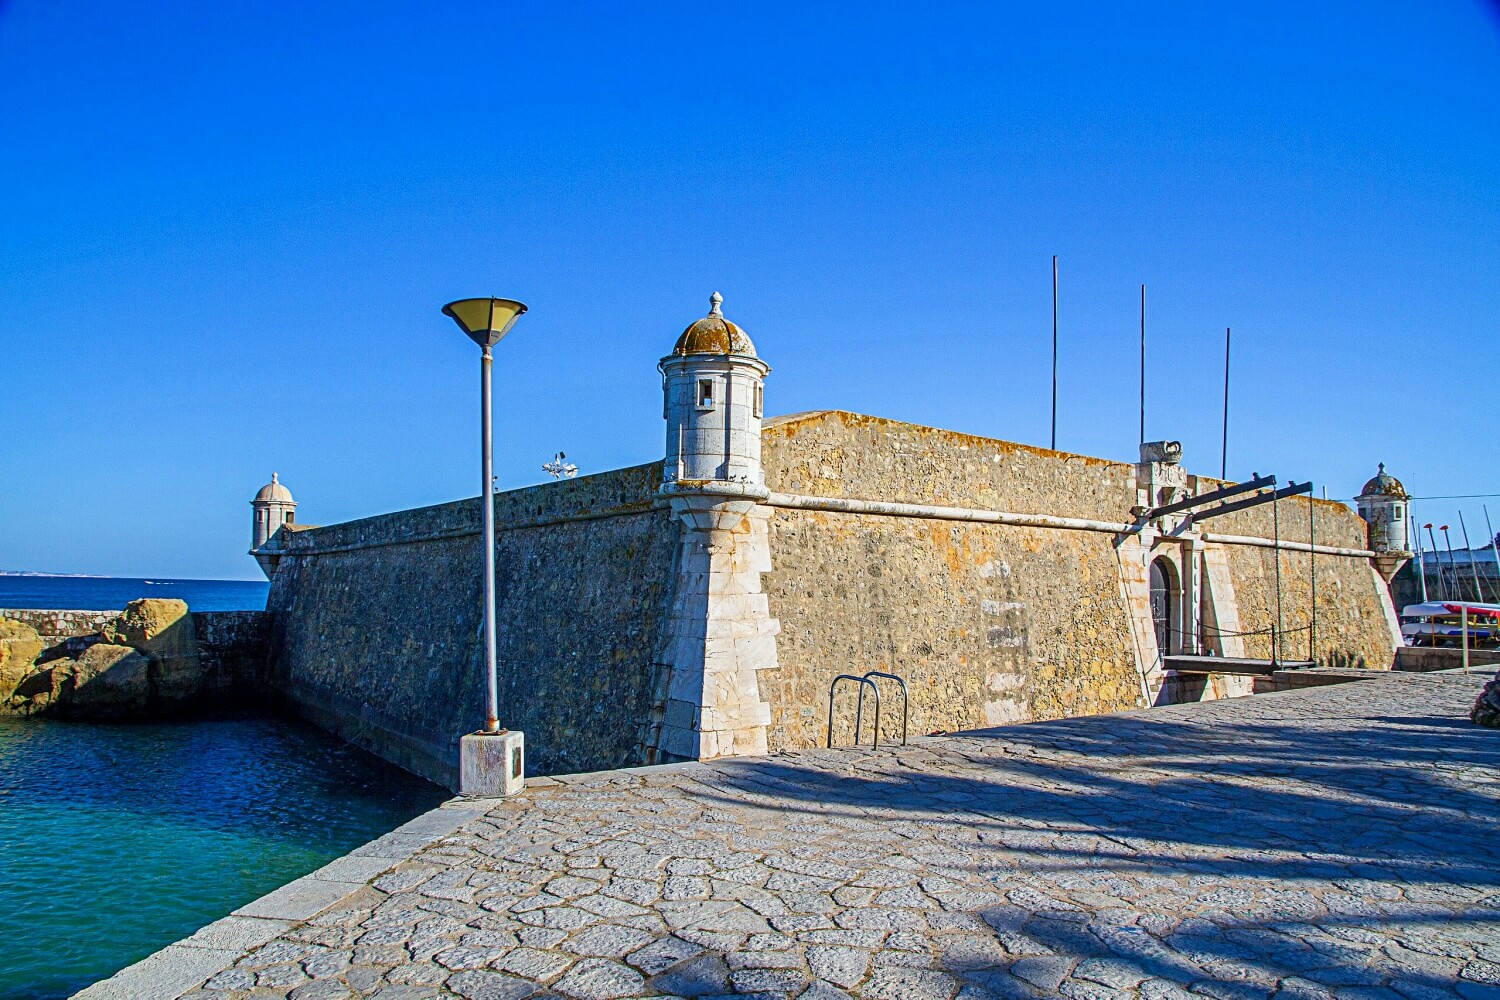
(1470, 670, 1500, 727)
(64, 642, 154, 714)
(0, 618, 44, 701)
(1, 603, 270, 718)
(756, 411, 1397, 748)
(101, 671, 1498, 1000)
(100, 597, 190, 648)
(264, 462, 679, 786)
(103, 598, 200, 703)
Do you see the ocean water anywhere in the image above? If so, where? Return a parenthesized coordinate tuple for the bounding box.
(0, 575, 269, 612)
(0, 715, 449, 999)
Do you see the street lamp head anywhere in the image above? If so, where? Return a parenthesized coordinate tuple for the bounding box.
(442, 297, 528, 349)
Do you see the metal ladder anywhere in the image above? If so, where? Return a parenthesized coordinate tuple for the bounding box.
(826, 670, 909, 748)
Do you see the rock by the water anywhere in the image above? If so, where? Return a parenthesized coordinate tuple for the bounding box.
(0, 619, 45, 703)
(63, 643, 155, 716)
(5, 599, 209, 718)
(1472, 670, 1500, 728)
(100, 598, 190, 648)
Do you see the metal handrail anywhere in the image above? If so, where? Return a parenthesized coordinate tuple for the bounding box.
(862, 670, 909, 745)
(827, 674, 880, 748)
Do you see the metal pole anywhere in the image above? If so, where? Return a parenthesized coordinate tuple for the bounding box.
(1415, 508, 1428, 602)
(1426, 524, 1445, 601)
(480, 345, 499, 733)
(1051, 255, 1058, 451)
(1139, 284, 1146, 447)
(1442, 526, 1461, 602)
(1462, 604, 1470, 674)
(1273, 489, 1283, 666)
(1221, 327, 1230, 480)
(1460, 511, 1486, 602)
(1308, 492, 1316, 663)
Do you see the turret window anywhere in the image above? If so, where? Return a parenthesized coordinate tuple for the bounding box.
(697, 378, 716, 410)
(754, 383, 763, 418)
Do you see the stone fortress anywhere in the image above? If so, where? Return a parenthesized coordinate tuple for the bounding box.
(243, 294, 1411, 789)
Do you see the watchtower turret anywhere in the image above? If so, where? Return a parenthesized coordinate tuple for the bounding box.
(1356, 463, 1412, 582)
(1356, 463, 1410, 553)
(659, 292, 770, 494)
(250, 472, 296, 579)
(646, 293, 780, 765)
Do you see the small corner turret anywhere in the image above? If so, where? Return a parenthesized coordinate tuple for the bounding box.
(658, 291, 771, 504)
(644, 293, 781, 766)
(250, 472, 297, 580)
(1356, 463, 1412, 582)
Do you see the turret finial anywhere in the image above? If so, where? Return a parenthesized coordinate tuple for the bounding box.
(1377, 462, 1385, 475)
(272, 471, 279, 483)
(708, 291, 723, 317)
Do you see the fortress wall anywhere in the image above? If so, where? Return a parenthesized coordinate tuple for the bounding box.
(758, 413, 1144, 747)
(762, 411, 1139, 516)
(753, 411, 1397, 747)
(1195, 487, 1396, 668)
(760, 510, 1144, 748)
(1200, 488, 1368, 550)
(266, 463, 678, 788)
(1221, 546, 1397, 668)
(192, 612, 274, 700)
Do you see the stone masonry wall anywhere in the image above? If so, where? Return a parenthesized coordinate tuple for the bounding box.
(255, 409, 1399, 780)
(1194, 487, 1396, 669)
(1, 609, 118, 655)
(1222, 545, 1397, 668)
(763, 411, 1139, 516)
(758, 412, 1146, 747)
(760, 510, 1145, 748)
(266, 463, 679, 788)
(754, 411, 1396, 747)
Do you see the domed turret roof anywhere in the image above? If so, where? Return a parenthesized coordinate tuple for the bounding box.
(671, 292, 757, 357)
(254, 472, 294, 504)
(1358, 463, 1407, 500)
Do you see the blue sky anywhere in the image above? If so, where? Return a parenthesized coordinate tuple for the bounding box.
(2, 1, 1497, 579)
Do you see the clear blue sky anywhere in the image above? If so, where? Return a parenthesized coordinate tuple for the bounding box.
(3, 1, 1497, 580)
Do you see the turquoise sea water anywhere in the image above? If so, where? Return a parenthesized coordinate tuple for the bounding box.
(0, 575, 269, 612)
(0, 716, 448, 999)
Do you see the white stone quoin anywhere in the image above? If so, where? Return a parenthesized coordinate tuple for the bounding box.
(648, 293, 781, 762)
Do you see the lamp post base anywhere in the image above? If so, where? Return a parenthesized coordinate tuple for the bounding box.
(459, 730, 525, 797)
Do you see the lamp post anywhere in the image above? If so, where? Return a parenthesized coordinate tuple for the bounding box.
(442, 296, 527, 795)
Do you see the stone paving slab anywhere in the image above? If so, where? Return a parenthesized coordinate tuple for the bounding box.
(74, 801, 492, 1000)
(80, 671, 1500, 1000)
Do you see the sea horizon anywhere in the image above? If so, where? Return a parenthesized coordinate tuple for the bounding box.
(0, 573, 270, 612)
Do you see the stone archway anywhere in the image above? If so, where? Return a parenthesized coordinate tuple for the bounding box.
(1150, 556, 1177, 655)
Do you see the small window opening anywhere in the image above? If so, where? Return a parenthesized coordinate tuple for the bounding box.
(697, 378, 715, 409)
(1393, 504, 1403, 519)
(753, 383, 764, 418)
(285, 511, 295, 524)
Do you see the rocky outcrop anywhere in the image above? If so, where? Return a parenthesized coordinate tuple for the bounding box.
(0, 619, 46, 704)
(1472, 670, 1500, 728)
(2, 599, 219, 718)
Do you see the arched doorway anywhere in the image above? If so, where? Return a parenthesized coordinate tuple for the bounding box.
(1150, 557, 1175, 654)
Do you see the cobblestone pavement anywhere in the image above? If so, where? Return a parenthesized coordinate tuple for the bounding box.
(181, 672, 1497, 1000)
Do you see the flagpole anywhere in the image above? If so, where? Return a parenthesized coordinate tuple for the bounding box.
(1220, 327, 1230, 479)
(1139, 284, 1146, 448)
(1050, 255, 1058, 451)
